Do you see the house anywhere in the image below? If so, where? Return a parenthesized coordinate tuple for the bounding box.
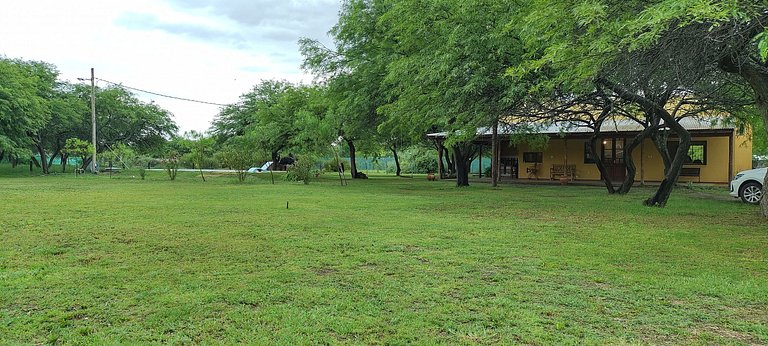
(428, 118, 752, 184)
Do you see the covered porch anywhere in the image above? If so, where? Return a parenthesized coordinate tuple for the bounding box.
(429, 119, 752, 185)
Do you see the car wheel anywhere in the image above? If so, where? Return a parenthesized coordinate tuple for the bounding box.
(739, 181, 763, 205)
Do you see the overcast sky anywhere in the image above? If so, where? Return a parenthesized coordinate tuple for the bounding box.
(0, 0, 341, 134)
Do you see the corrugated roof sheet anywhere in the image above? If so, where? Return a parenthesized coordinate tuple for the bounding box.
(427, 117, 734, 138)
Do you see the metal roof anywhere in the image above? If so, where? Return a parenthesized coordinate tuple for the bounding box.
(427, 117, 735, 138)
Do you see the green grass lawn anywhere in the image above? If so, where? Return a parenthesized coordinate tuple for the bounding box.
(1, 166, 766, 344)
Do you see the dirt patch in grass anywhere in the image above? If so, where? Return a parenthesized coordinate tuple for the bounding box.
(691, 325, 763, 345)
(315, 267, 338, 276)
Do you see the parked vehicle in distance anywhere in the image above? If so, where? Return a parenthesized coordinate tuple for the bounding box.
(247, 161, 273, 173)
(730, 167, 766, 204)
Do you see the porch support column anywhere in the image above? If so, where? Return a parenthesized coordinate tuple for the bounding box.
(640, 138, 645, 186)
(478, 143, 483, 178)
(728, 131, 734, 181)
(436, 138, 445, 179)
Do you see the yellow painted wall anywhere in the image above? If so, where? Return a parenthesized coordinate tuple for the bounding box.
(733, 129, 753, 174)
(508, 139, 602, 180)
(499, 131, 749, 183)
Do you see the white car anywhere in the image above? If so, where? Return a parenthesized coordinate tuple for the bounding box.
(730, 167, 766, 204)
(247, 161, 273, 173)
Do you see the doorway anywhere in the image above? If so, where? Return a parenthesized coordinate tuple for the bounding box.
(500, 157, 518, 179)
(602, 137, 626, 181)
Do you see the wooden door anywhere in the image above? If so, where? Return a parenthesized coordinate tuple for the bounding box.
(602, 138, 626, 181)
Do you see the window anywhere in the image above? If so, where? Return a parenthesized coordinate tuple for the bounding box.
(522, 152, 543, 163)
(667, 141, 706, 165)
(584, 142, 597, 164)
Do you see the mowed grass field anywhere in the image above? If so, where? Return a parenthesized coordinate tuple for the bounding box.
(1, 166, 767, 345)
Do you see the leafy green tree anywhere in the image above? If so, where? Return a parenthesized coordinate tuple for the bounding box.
(511, 0, 757, 206)
(32, 82, 89, 173)
(0, 58, 53, 166)
(212, 80, 324, 169)
(185, 131, 214, 182)
(615, 1, 768, 214)
(101, 142, 136, 169)
(302, 0, 526, 185)
(377, 0, 525, 186)
(90, 87, 177, 156)
(62, 138, 93, 172)
(301, 0, 393, 179)
(218, 136, 259, 182)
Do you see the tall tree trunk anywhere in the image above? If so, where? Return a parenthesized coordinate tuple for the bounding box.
(81, 157, 92, 171)
(34, 143, 49, 174)
(390, 145, 401, 176)
(761, 106, 768, 217)
(649, 130, 672, 174)
(435, 141, 445, 178)
(199, 165, 206, 182)
(720, 56, 768, 217)
(0, 151, 4, 162)
(644, 111, 691, 207)
(346, 139, 360, 178)
(453, 145, 470, 187)
(443, 144, 455, 177)
(452, 143, 477, 187)
(618, 126, 656, 194)
(61, 153, 68, 173)
(597, 77, 688, 207)
(588, 133, 615, 194)
(36, 146, 49, 174)
(48, 147, 61, 169)
(491, 121, 499, 187)
(271, 150, 279, 170)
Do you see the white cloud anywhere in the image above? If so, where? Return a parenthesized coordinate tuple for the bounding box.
(0, 0, 340, 134)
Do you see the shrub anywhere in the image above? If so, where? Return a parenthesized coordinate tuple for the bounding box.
(403, 147, 438, 174)
(218, 148, 256, 182)
(322, 158, 350, 172)
(164, 154, 179, 181)
(285, 157, 318, 184)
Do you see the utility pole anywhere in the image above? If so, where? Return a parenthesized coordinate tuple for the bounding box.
(90, 68, 97, 173)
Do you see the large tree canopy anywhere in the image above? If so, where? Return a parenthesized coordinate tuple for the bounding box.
(1, 56, 177, 173)
(509, 0, 763, 207)
(211, 80, 326, 166)
(0, 58, 55, 159)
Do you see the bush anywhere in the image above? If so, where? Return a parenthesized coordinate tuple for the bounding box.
(322, 158, 349, 172)
(385, 161, 397, 174)
(180, 152, 220, 169)
(403, 147, 438, 174)
(218, 150, 255, 182)
(285, 157, 319, 184)
(163, 154, 179, 181)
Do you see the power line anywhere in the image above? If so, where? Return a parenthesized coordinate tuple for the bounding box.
(95, 78, 231, 107)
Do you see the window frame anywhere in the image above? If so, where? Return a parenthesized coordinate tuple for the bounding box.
(667, 140, 707, 165)
(584, 142, 597, 164)
(522, 152, 543, 163)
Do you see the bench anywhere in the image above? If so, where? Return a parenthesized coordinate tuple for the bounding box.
(679, 167, 701, 182)
(526, 164, 539, 179)
(550, 164, 576, 180)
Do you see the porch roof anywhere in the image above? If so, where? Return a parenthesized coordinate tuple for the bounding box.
(427, 117, 736, 139)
